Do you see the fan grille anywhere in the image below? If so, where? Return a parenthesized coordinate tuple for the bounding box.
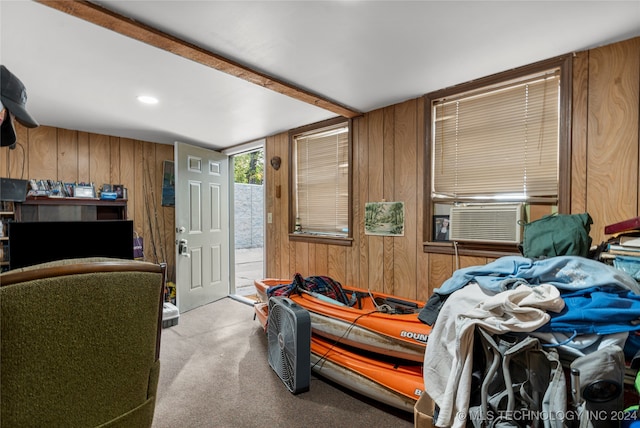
(267, 297, 311, 394)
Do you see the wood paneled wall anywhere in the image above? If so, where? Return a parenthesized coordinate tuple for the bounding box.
(2, 37, 637, 301)
(0, 127, 176, 282)
(572, 38, 640, 236)
(265, 36, 640, 301)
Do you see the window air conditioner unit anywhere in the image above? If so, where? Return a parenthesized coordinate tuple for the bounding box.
(449, 203, 524, 244)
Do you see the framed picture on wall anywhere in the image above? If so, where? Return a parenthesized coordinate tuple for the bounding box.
(364, 201, 405, 236)
(162, 160, 175, 206)
(433, 215, 450, 242)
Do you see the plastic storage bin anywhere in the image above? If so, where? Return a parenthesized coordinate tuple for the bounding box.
(162, 302, 179, 328)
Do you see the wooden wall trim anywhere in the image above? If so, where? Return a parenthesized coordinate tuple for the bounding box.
(571, 50, 589, 213)
(36, 0, 361, 119)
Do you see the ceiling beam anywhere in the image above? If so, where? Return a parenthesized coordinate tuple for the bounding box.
(35, 0, 362, 119)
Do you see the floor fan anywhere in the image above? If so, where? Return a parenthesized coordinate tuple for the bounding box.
(267, 296, 311, 394)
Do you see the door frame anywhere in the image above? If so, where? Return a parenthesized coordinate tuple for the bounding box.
(222, 139, 265, 297)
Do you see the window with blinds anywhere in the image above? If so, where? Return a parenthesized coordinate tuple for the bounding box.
(292, 119, 350, 238)
(424, 54, 572, 250)
(432, 68, 560, 202)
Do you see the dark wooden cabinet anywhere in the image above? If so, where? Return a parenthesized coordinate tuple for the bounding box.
(0, 198, 128, 272)
(17, 197, 127, 222)
(0, 201, 15, 271)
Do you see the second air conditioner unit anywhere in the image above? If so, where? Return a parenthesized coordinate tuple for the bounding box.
(449, 203, 524, 244)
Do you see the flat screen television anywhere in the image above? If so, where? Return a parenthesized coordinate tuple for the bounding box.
(8, 220, 134, 269)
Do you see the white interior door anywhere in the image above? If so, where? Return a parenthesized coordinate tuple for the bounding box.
(175, 142, 229, 313)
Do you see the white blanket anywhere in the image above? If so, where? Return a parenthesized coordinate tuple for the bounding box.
(422, 282, 564, 428)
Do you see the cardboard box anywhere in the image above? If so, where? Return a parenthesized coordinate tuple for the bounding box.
(414, 392, 436, 428)
(162, 302, 179, 328)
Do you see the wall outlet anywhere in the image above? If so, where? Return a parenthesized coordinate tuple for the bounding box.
(267, 213, 273, 224)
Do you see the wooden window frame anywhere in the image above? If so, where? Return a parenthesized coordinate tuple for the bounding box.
(288, 117, 353, 247)
(423, 54, 572, 256)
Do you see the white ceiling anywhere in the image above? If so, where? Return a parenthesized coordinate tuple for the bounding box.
(1, 1, 639, 151)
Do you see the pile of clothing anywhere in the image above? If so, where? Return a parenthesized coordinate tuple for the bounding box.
(420, 256, 640, 428)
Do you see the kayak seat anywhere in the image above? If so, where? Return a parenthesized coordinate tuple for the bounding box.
(374, 296, 421, 314)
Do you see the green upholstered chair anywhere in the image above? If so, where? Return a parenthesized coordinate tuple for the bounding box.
(1, 257, 165, 427)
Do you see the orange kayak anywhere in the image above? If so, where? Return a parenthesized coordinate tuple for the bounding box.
(254, 302, 424, 413)
(254, 278, 430, 363)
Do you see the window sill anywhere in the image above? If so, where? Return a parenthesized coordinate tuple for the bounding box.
(423, 241, 521, 258)
(289, 233, 353, 247)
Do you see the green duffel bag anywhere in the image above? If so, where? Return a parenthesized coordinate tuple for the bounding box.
(521, 212, 593, 259)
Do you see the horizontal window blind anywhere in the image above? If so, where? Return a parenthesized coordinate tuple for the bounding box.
(295, 124, 349, 235)
(432, 69, 560, 201)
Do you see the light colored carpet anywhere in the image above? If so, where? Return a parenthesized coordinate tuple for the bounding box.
(152, 297, 414, 428)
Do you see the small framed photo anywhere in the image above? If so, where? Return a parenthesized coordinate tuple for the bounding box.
(64, 182, 75, 197)
(113, 184, 124, 199)
(433, 215, 450, 242)
(49, 181, 65, 198)
(74, 184, 95, 198)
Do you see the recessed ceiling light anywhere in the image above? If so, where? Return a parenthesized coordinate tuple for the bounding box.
(137, 95, 159, 105)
